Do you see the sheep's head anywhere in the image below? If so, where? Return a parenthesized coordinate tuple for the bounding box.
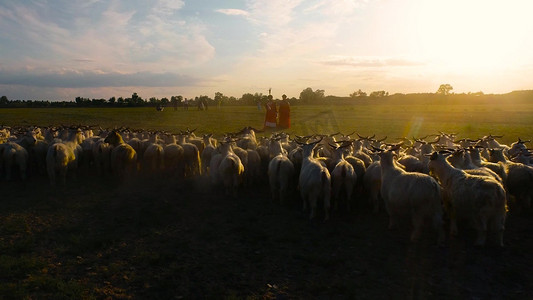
(104, 131, 123, 146)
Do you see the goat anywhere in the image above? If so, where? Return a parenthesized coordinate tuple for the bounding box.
(330, 143, 357, 212)
(104, 131, 138, 180)
(268, 138, 295, 204)
(428, 151, 506, 246)
(297, 138, 331, 221)
(378, 147, 444, 244)
(46, 128, 84, 186)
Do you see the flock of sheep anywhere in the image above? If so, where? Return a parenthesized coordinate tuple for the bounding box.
(1, 125, 532, 247)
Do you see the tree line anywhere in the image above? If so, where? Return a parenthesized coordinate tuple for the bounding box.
(1, 85, 532, 108)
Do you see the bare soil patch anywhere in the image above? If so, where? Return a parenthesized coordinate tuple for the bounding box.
(1, 175, 532, 299)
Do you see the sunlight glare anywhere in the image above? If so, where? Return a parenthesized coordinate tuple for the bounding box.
(412, 0, 531, 73)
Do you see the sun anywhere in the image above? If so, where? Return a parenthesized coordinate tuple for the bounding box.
(411, 0, 531, 73)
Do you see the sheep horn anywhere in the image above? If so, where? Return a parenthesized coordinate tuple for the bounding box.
(345, 131, 356, 137)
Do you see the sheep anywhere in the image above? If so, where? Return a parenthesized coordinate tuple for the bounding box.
(434, 132, 457, 148)
(477, 134, 508, 160)
(268, 139, 295, 204)
(363, 161, 382, 213)
(143, 142, 165, 173)
(297, 138, 332, 221)
(245, 148, 262, 184)
(184, 128, 206, 154)
(447, 149, 504, 184)
(467, 147, 506, 180)
(217, 140, 245, 197)
(428, 151, 507, 246)
(29, 137, 49, 176)
(511, 148, 532, 166)
(176, 134, 201, 176)
(348, 139, 373, 168)
(344, 154, 366, 195)
(489, 148, 533, 211)
(377, 147, 444, 244)
(329, 143, 357, 212)
(201, 134, 216, 175)
(397, 154, 429, 174)
(0, 141, 29, 181)
(104, 131, 138, 180)
(46, 128, 84, 186)
(508, 138, 529, 158)
(235, 126, 260, 150)
(92, 138, 112, 176)
(162, 135, 184, 176)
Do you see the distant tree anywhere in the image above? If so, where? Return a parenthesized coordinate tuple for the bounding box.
(149, 97, 157, 104)
(299, 87, 325, 103)
(369, 90, 389, 98)
(240, 93, 255, 105)
(214, 92, 228, 107)
(0, 95, 8, 105)
(350, 89, 367, 98)
(161, 97, 169, 105)
(108, 96, 116, 105)
(436, 84, 453, 95)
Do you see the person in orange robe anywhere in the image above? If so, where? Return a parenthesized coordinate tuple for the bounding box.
(278, 94, 290, 129)
(264, 95, 277, 130)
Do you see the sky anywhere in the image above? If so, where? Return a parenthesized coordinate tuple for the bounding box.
(1, 0, 532, 101)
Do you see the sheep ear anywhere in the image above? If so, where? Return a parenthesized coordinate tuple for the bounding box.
(429, 152, 438, 160)
(371, 146, 383, 153)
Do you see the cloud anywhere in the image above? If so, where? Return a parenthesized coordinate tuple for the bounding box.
(320, 56, 426, 68)
(152, 0, 185, 15)
(215, 9, 249, 16)
(0, 1, 214, 72)
(303, 0, 368, 16)
(0, 69, 200, 88)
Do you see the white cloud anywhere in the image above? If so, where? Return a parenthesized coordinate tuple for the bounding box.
(215, 9, 249, 16)
(320, 56, 425, 68)
(152, 0, 185, 15)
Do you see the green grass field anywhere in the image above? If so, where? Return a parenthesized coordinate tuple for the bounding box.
(2, 101, 533, 144)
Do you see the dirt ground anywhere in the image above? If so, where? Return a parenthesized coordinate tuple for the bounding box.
(1, 174, 532, 299)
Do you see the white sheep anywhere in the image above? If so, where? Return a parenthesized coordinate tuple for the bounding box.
(176, 134, 201, 176)
(201, 134, 216, 175)
(143, 143, 165, 173)
(508, 138, 529, 158)
(489, 148, 533, 211)
(268, 150, 295, 204)
(330, 143, 357, 212)
(428, 151, 507, 246)
(104, 131, 138, 180)
(217, 141, 245, 197)
(1, 141, 30, 181)
(92, 138, 112, 176)
(363, 161, 381, 213)
(297, 138, 332, 221)
(235, 126, 260, 150)
(162, 135, 184, 176)
(468, 147, 507, 181)
(46, 128, 84, 186)
(378, 147, 444, 244)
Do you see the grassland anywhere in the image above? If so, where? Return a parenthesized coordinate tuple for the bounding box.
(1, 100, 532, 144)
(1, 100, 532, 298)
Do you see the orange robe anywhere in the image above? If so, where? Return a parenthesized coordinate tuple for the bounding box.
(278, 101, 290, 129)
(264, 101, 277, 128)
